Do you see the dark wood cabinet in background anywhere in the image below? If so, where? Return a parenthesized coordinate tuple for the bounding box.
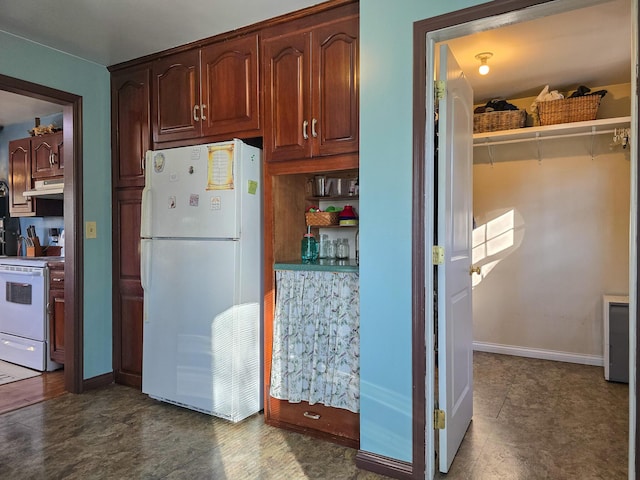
(48, 262, 65, 364)
(263, 15, 359, 162)
(32, 131, 64, 180)
(152, 33, 260, 144)
(110, 64, 150, 389)
(8, 138, 32, 216)
(8, 136, 63, 218)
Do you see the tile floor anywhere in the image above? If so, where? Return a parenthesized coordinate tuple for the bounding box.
(0, 352, 629, 479)
(437, 352, 629, 479)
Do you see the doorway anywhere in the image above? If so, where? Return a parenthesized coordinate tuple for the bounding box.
(412, 0, 638, 478)
(0, 74, 84, 395)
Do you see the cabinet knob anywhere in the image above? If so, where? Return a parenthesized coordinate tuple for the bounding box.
(200, 104, 207, 121)
(193, 105, 200, 122)
(303, 120, 309, 140)
(312, 118, 318, 138)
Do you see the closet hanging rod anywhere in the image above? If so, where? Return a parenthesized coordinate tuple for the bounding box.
(473, 128, 623, 148)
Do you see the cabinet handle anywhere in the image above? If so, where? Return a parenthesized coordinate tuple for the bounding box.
(312, 118, 318, 138)
(303, 120, 309, 140)
(200, 104, 206, 121)
(193, 105, 200, 121)
(51, 152, 57, 166)
(49, 152, 54, 166)
(303, 411, 320, 420)
(52, 278, 64, 282)
(141, 156, 145, 172)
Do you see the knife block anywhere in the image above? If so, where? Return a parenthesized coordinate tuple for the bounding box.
(26, 237, 43, 257)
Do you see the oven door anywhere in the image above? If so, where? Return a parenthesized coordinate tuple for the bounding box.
(0, 264, 47, 341)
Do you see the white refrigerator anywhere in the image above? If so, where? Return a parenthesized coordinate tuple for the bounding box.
(140, 139, 262, 422)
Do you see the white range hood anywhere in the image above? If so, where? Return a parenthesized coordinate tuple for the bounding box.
(23, 179, 64, 199)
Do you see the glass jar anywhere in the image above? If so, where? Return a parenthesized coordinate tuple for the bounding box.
(301, 233, 318, 262)
(318, 234, 330, 259)
(336, 238, 349, 259)
(326, 239, 337, 259)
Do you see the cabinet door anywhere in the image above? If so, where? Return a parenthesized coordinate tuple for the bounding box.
(112, 65, 150, 188)
(311, 17, 359, 157)
(8, 138, 34, 216)
(48, 266, 65, 364)
(263, 31, 311, 162)
(54, 132, 64, 176)
(32, 132, 64, 180)
(201, 34, 260, 138)
(113, 188, 144, 388)
(152, 49, 201, 143)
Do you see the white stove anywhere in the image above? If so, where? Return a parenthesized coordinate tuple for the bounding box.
(0, 256, 63, 371)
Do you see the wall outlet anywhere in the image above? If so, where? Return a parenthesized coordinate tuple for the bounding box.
(86, 221, 97, 239)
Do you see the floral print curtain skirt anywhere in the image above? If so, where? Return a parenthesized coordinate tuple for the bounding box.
(270, 270, 360, 413)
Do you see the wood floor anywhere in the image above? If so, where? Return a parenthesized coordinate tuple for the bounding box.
(0, 369, 66, 415)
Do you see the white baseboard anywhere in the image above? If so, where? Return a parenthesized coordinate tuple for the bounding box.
(473, 341, 604, 367)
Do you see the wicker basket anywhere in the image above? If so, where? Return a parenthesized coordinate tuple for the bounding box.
(537, 95, 601, 126)
(305, 211, 339, 227)
(473, 110, 527, 134)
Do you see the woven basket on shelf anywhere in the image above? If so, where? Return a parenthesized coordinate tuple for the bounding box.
(473, 110, 527, 134)
(305, 211, 339, 227)
(536, 95, 601, 126)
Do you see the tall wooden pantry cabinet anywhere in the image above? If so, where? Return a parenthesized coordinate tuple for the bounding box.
(110, 64, 150, 388)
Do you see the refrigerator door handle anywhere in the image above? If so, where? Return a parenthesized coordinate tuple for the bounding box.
(140, 239, 150, 292)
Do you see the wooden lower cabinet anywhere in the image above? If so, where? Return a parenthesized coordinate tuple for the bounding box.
(267, 397, 359, 448)
(113, 188, 144, 388)
(48, 263, 65, 364)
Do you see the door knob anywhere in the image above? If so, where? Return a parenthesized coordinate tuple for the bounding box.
(469, 266, 481, 275)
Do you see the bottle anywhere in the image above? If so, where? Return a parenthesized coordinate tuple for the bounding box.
(301, 227, 318, 262)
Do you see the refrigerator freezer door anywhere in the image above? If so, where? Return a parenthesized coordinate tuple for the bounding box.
(141, 238, 261, 421)
(142, 142, 241, 239)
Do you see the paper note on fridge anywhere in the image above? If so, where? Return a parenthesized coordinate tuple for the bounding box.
(207, 143, 234, 190)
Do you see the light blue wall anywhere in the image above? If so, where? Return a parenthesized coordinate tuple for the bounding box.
(359, 0, 481, 462)
(0, 30, 112, 379)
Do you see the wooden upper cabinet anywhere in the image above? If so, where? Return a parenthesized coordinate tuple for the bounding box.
(152, 33, 260, 144)
(112, 65, 150, 188)
(201, 34, 260, 137)
(263, 31, 311, 162)
(32, 131, 64, 180)
(264, 15, 359, 162)
(8, 138, 32, 215)
(312, 18, 359, 157)
(152, 49, 200, 143)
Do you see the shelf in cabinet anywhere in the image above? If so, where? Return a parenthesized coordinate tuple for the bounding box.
(473, 116, 631, 147)
(307, 195, 359, 201)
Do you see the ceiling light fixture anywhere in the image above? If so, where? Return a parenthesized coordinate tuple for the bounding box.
(475, 52, 493, 75)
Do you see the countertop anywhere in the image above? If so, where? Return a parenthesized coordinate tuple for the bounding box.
(274, 259, 359, 273)
(0, 255, 65, 267)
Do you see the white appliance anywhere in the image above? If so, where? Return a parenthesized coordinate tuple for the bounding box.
(0, 257, 62, 371)
(141, 139, 262, 422)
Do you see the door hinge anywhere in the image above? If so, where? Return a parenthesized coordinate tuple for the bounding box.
(434, 409, 446, 429)
(432, 245, 445, 265)
(434, 80, 446, 101)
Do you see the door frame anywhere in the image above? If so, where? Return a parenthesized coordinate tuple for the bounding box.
(0, 74, 84, 394)
(413, 0, 638, 478)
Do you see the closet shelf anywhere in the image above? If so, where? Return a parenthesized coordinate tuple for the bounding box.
(473, 116, 631, 147)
